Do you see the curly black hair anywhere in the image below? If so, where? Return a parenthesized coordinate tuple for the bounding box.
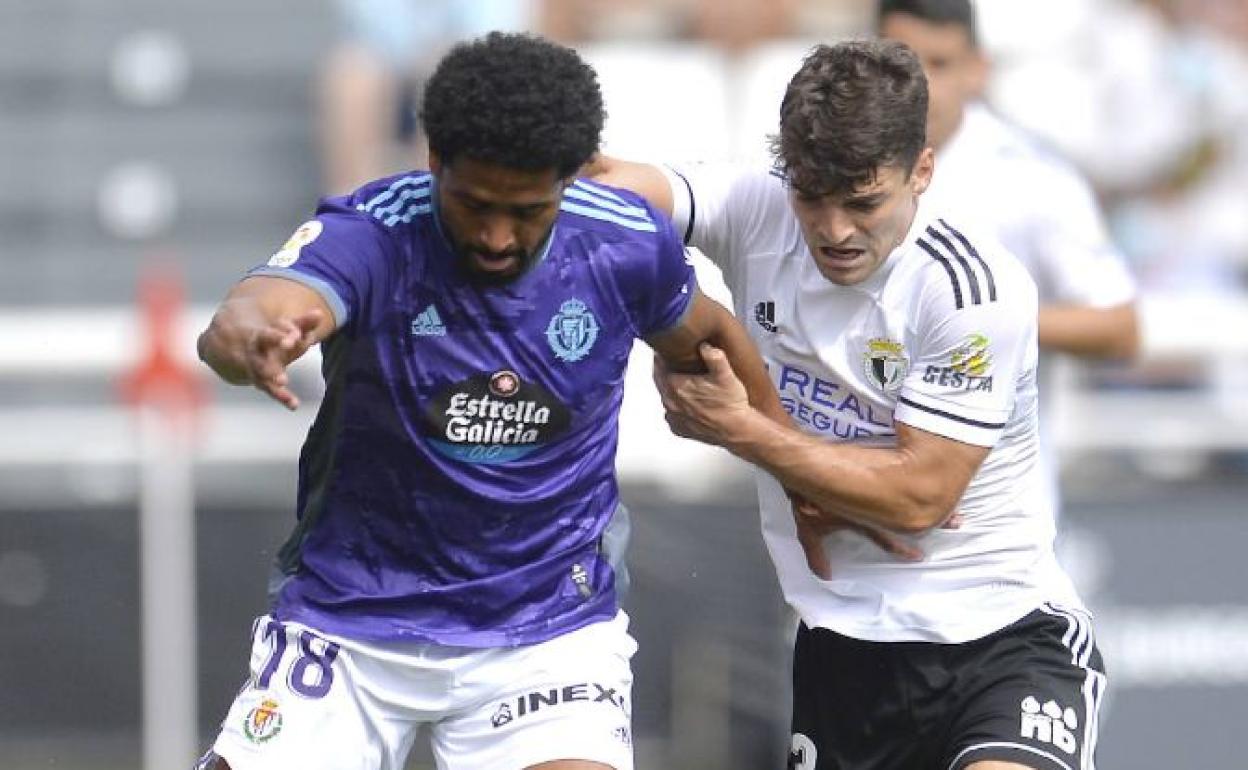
(420, 32, 605, 179)
(770, 40, 928, 197)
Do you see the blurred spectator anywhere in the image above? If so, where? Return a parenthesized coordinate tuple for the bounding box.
(1098, 0, 1248, 294)
(877, 0, 1140, 517)
(540, 0, 673, 42)
(686, 0, 800, 54)
(542, 0, 799, 49)
(316, 0, 539, 195)
(981, 0, 1248, 293)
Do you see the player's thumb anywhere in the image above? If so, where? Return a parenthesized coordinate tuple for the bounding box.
(698, 342, 729, 374)
(294, 307, 324, 335)
(798, 525, 832, 580)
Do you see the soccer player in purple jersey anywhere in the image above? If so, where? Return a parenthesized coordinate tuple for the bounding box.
(195, 32, 781, 770)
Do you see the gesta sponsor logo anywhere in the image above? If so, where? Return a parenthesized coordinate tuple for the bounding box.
(921, 366, 994, 392)
(922, 333, 994, 392)
(423, 370, 571, 464)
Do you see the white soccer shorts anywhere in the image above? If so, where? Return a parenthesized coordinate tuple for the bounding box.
(209, 611, 637, 770)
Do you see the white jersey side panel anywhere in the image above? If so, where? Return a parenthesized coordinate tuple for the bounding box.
(671, 163, 1084, 643)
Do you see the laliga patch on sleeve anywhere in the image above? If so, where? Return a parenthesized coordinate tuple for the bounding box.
(267, 220, 324, 267)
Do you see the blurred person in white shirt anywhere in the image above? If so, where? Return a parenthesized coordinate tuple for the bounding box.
(877, 0, 1140, 519)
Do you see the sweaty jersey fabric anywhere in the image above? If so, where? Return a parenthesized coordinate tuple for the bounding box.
(249, 172, 695, 647)
(667, 163, 1084, 643)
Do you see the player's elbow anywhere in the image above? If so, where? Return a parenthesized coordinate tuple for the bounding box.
(889, 506, 950, 534)
(888, 485, 960, 534)
(1097, 304, 1142, 360)
(1110, 316, 1141, 360)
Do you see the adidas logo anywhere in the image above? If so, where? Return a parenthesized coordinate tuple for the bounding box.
(754, 300, 777, 333)
(411, 305, 447, 336)
(1019, 696, 1078, 755)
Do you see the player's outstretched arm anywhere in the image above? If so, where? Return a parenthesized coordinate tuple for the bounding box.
(656, 344, 984, 535)
(197, 276, 336, 410)
(581, 153, 676, 218)
(1039, 301, 1139, 359)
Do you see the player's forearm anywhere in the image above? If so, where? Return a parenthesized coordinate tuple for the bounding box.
(1039, 302, 1139, 359)
(706, 318, 787, 426)
(722, 411, 953, 533)
(197, 298, 268, 385)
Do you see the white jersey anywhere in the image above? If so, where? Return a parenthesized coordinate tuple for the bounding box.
(924, 103, 1137, 515)
(666, 163, 1084, 643)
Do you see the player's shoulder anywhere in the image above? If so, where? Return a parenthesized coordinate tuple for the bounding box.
(559, 178, 670, 240)
(339, 171, 436, 229)
(906, 213, 1036, 313)
(700, 163, 799, 244)
(674, 160, 791, 217)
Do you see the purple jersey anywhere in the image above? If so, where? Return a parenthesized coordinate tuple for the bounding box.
(249, 172, 695, 647)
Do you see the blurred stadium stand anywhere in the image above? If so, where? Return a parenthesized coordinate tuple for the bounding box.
(0, 0, 324, 307)
(2, 2, 1246, 769)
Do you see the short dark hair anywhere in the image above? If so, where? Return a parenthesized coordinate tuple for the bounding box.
(770, 40, 928, 197)
(420, 32, 605, 178)
(876, 0, 979, 47)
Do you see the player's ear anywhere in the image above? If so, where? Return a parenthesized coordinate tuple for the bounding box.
(967, 49, 990, 101)
(428, 150, 443, 177)
(911, 147, 935, 195)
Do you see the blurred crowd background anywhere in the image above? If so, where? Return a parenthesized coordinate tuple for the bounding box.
(1, 1, 1246, 768)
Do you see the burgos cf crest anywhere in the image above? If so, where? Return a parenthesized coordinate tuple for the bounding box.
(243, 697, 284, 744)
(546, 299, 599, 363)
(863, 338, 909, 394)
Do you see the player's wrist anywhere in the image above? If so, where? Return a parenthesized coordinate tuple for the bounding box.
(720, 405, 774, 458)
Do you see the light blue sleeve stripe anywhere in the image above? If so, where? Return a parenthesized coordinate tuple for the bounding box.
(572, 179, 631, 206)
(386, 203, 433, 226)
(559, 201, 658, 232)
(565, 184, 651, 219)
(247, 267, 350, 329)
(359, 175, 431, 213)
(373, 185, 432, 218)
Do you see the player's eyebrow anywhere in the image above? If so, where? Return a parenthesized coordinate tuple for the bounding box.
(843, 192, 884, 207)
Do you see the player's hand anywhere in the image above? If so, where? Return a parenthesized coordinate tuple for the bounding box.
(654, 343, 752, 447)
(790, 495, 836, 579)
(788, 493, 965, 573)
(578, 152, 609, 179)
(788, 491, 928, 571)
(244, 309, 323, 410)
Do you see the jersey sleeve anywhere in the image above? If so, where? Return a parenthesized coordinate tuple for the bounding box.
(1027, 160, 1137, 308)
(248, 196, 395, 330)
(894, 258, 1039, 447)
(663, 162, 786, 281)
(617, 209, 698, 338)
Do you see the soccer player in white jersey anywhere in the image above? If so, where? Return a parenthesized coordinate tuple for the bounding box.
(878, 0, 1140, 519)
(591, 40, 1106, 770)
